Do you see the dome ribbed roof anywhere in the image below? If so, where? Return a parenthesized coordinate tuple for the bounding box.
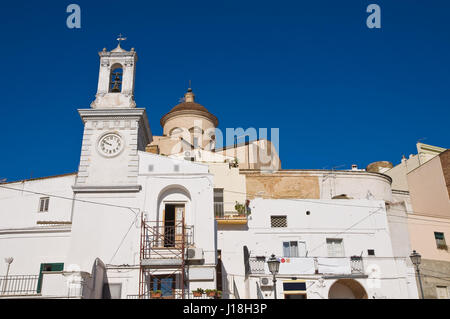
(160, 89, 218, 127)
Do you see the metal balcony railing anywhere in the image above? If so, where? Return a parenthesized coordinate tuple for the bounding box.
(0, 275, 39, 296)
(127, 290, 221, 299)
(249, 257, 266, 274)
(141, 220, 194, 260)
(350, 256, 364, 274)
(248, 256, 365, 276)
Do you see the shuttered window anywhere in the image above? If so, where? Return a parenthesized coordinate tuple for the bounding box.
(326, 238, 345, 257)
(214, 188, 224, 217)
(37, 263, 64, 293)
(435, 232, 447, 249)
(283, 241, 299, 257)
(38, 197, 49, 213)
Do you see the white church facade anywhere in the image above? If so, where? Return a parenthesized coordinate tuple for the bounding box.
(0, 42, 419, 299)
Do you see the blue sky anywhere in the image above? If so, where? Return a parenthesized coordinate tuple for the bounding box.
(0, 0, 449, 181)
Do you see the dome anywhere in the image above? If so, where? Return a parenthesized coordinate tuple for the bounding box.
(160, 88, 219, 128)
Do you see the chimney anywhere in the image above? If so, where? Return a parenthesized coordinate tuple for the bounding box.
(145, 144, 160, 154)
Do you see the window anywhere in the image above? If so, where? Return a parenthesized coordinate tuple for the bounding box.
(151, 275, 175, 298)
(283, 241, 299, 257)
(37, 263, 64, 293)
(434, 232, 447, 250)
(193, 136, 199, 149)
(271, 216, 287, 228)
(298, 241, 307, 257)
(326, 238, 345, 257)
(39, 197, 49, 212)
(103, 283, 122, 299)
(283, 281, 307, 299)
(214, 188, 224, 218)
(170, 127, 183, 138)
(436, 286, 449, 299)
(368, 249, 375, 256)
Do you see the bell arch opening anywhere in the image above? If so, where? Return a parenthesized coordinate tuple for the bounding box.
(109, 64, 123, 93)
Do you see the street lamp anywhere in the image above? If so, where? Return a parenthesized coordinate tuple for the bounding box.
(410, 250, 424, 299)
(267, 254, 280, 299)
(2, 257, 13, 294)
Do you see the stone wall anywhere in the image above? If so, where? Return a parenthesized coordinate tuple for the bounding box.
(244, 172, 320, 199)
(439, 150, 450, 199)
(418, 259, 450, 298)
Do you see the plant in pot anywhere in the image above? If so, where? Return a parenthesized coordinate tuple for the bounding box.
(205, 289, 216, 297)
(230, 157, 239, 168)
(215, 290, 222, 299)
(192, 288, 204, 297)
(151, 290, 162, 298)
(235, 201, 250, 217)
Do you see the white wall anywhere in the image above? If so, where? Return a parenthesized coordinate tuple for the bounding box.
(218, 197, 417, 299)
(0, 174, 76, 277)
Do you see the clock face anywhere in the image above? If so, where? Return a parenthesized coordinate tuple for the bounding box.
(98, 133, 124, 157)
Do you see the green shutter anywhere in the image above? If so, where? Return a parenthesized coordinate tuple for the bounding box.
(37, 263, 64, 293)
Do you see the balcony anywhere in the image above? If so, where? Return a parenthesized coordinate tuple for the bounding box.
(127, 290, 222, 299)
(248, 256, 366, 277)
(214, 203, 248, 225)
(0, 275, 39, 297)
(141, 220, 194, 265)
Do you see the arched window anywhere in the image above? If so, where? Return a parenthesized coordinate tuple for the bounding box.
(109, 65, 123, 93)
(189, 126, 204, 149)
(170, 127, 183, 138)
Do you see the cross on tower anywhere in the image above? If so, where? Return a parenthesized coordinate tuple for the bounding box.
(117, 33, 127, 46)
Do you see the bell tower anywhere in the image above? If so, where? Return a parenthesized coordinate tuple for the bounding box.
(91, 35, 137, 109)
(73, 38, 152, 193)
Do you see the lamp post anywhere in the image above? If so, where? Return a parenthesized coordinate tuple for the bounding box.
(3, 257, 13, 294)
(410, 250, 424, 299)
(267, 254, 280, 299)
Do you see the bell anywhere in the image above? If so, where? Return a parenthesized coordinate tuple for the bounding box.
(111, 74, 122, 93)
(111, 81, 121, 92)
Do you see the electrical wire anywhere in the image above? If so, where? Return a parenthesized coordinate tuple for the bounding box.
(221, 188, 450, 219)
(0, 184, 140, 216)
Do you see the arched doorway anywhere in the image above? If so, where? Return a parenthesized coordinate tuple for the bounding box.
(328, 279, 368, 299)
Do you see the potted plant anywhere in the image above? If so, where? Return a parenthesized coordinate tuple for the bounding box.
(235, 201, 250, 217)
(230, 157, 239, 168)
(205, 289, 216, 297)
(215, 290, 222, 299)
(192, 288, 204, 297)
(151, 290, 162, 298)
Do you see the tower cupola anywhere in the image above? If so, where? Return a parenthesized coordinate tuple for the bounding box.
(91, 36, 138, 109)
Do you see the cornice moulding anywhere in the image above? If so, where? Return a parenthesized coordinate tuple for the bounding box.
(72, 185, 142, 193)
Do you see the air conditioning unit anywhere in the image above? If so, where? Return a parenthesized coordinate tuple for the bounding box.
(186, 248, 204, 260)
(259, 277, 272, 287)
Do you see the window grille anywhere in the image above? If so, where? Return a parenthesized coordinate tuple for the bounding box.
(271, 216, 287, 228)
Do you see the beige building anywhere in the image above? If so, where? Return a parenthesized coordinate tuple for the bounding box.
(384, 144, 450, 299)
(148, 87, 282, 224)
